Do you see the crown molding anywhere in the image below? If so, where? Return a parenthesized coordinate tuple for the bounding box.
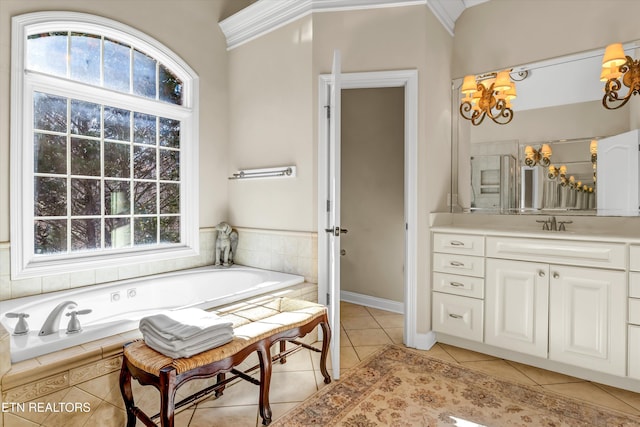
(425, 0, 464, 37)
(219, 0, 427, 50)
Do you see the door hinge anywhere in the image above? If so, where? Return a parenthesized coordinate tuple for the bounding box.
(326, 199, 331, 212)
(325, 105, 330, 119)
(326, 292, 330, 305)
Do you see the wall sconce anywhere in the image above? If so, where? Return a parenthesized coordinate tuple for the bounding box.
(524, 144, 552, 167)
(601, 43, 640, 110)
(459, 69, 526, 125)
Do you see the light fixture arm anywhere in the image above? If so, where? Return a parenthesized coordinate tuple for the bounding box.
(602, 55, 640, 110)
(459, 81, 514, 126)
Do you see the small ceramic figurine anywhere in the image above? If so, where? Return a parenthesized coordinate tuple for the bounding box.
(215, 222, 238, 267)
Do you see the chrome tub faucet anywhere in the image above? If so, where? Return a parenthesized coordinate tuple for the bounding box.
(39, 301, 77, 336)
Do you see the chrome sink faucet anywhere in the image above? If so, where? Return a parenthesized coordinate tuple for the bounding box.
(536, 216, 572, 231)
(39, 301, 77, 336)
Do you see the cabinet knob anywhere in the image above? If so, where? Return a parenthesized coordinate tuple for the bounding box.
(538, 270, 545, 277)
(553, 272, 560, 279)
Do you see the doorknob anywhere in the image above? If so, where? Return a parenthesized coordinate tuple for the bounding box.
(324, 226, 348, 237)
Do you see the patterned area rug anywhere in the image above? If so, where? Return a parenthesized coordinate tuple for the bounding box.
(273, 345, 640, 426)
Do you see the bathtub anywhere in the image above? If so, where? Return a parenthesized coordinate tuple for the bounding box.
(0, 265, 305, 363)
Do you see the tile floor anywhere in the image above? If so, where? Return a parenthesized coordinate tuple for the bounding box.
(10, 301, 639, 426)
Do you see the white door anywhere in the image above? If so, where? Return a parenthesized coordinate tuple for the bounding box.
(485, 259, 549, 358)
(548, 265, 626, 376)
(324, 50, 342, 380)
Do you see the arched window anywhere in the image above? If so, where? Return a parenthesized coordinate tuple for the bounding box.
(11, 12, 199, 279)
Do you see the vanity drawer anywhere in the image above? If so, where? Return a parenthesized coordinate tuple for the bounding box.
(486, 237, 625, 270)
(629, 325, 640, 379)
(432, 292, 483, 342)
(433, 233, 484, 256)
(433, 272, 484, 299)
(433, 253, 484, 277)
(631, 272, 640, 298)
(631, 246, 640, 271)
(629, 299, 640, 325)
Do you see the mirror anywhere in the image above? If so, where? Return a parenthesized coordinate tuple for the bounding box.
(452, 41, 640, 216)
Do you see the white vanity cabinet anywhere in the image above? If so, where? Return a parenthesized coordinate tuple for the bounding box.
(432, 233, 485, 342)
(548, 265, 626, 376)
(485, 237, 626, 376)
(485, 258, 549, 358)
(630, 245, 640, 380)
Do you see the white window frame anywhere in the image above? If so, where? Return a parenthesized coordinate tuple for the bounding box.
(11, 11, 200, 279)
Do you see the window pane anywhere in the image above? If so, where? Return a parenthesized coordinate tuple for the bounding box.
(134, 113, 156, 144)
(159, 149, 179, 181)
(71, 99, 101, 137)
(34, 133, 66, 174)
(134, 217, 157, 245)
(105, 218, 131, 248)
(104, 107, 131, 141)
(71, 138, 101, 176)
(105, 180, 130, 215)
(35, 177, 66, 216)
(134, 181, 156, 214)
(160, 217, 180, 243)
(71, 219, 101, 250)
(71, 178, 100, 216)
(34, 92, 67, 133)
(134, 146, 156, 179)
(104, 38, 130, 92)
(70, 33, 100, 85)
(133, 49, 156, 99)
(159, 118, 180, 148)
(159, 183, 179, 214)
(35, 220, 67, 254)
(159, 65, 183, 105)
(104, 142, 130, 178)
(27, 32, 67, 77)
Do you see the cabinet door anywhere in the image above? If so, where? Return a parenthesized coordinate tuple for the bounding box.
(485, 259, 549, 358)
(549, 266, 626, 376)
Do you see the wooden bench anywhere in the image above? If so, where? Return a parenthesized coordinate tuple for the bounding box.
(119, 297, 331, 426)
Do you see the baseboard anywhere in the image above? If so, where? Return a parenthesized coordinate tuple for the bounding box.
(413, 331, 437, 350)
(340, 290, 404, 314)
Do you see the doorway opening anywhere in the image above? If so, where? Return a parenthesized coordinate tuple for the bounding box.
(318, 70, 419, 372)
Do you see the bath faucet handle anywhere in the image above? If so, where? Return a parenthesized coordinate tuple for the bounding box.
(557, 220, 573, 231)
(65, 309, 92, 334)
(536, 219, 550, 230)
(6, 312, 30, 336)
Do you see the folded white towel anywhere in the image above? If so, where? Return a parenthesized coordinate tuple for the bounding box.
(139, 308, 233, 341)
(143, 329, 234, 358)
(139, 323, 233, 351)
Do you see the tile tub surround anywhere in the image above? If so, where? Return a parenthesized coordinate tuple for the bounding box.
(1, 282, 318, 427)
(0, 227, 317, 301)
(233, 228, 317, 284)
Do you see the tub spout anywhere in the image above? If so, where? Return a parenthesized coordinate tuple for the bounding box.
(39, 301, 77, 336)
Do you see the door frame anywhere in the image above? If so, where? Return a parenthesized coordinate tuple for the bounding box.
(318, 69, 418, 348)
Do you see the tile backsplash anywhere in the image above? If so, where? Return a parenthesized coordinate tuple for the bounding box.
(0, 227, 318, 302)
(233, 227, 317, 284)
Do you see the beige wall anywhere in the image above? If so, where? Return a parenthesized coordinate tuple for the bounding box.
(341, 87, 404, 303)
(227, 5, 453, 332)
(0, 0, 243, 243)
(227, 16, 315, 231)
(453, 0, 640, 78)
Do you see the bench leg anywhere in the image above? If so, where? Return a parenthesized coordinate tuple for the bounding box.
(320, 321, 332, 384)
(119, 359, 137, 427)
(215, 372, 226, 397)
(256, 343, 273, 425)
(279, 340, 287, 364)
(159, 367, 177, 427)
